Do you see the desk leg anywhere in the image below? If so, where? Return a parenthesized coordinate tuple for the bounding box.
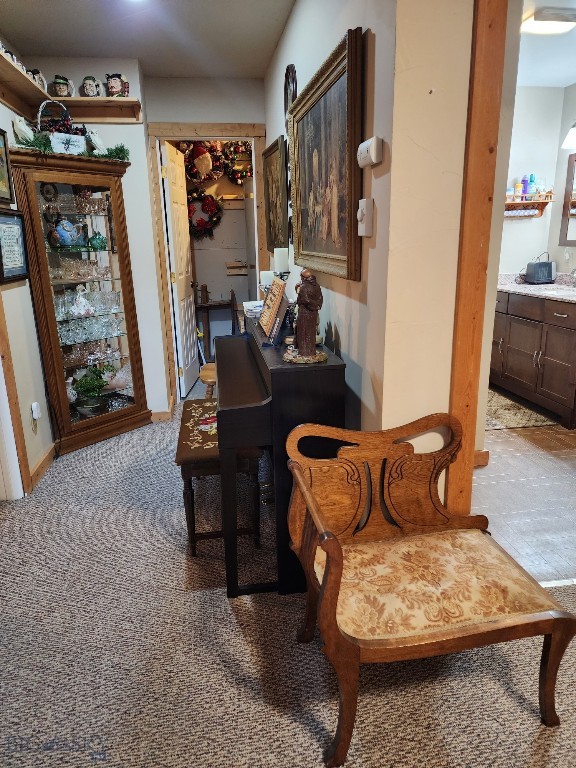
(220, 448, 239, 598)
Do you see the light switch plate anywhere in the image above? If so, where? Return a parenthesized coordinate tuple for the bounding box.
(357, 198, 373, 237)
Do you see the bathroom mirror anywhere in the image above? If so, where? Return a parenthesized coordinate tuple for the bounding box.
(559, 152, 576, 245)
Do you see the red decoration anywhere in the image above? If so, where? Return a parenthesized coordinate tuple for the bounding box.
(187, 187, 223, 240)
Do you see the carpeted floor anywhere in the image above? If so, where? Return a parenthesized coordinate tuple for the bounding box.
(1, 408, 576, 767)
(486, 388, 559, 430)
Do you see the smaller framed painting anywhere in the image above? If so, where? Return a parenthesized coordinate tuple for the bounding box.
(263, 136, 289, 252)
(0, 211, 29, 283)
(0, 128, 15, 206)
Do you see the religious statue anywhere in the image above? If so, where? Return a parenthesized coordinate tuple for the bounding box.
(283, 269, 328, 364)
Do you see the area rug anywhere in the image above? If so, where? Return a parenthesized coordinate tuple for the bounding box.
(1, 410, 575, 767)
(486, 388, 559, 430)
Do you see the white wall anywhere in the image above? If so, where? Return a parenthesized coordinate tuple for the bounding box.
(500, 87, 564, 273)
(144, 78, 265, 124)
(0, 101, 52, 484)
(264, 0, 396, 429)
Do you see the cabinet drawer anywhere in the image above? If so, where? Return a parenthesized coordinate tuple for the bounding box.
(544, 300, 576, 330)
(507, 293, 544, 322)
(495, 291, 509, 313)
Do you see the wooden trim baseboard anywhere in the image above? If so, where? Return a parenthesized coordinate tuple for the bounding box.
(447, 0, 508, 514)
(151, 395, 175, 422)
(474, 449, 489, 468)
(30, 445, 55, 490)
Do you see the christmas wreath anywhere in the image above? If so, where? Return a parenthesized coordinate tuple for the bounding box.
(183, 141, 225, 183)
(187, 187, 223, 240)
(222, 141, 253, 185)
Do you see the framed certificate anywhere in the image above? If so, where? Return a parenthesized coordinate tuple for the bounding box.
(0, 211, 29, 283)
(259, 277, 286, 337)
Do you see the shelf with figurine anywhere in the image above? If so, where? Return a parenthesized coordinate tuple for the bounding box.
(0, 53, 142, 123)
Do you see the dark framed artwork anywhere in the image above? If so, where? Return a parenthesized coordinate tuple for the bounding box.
(0, 210, 29, 283)
(263, 136, 289, 252)
(0, 128, 15, 206)
(288, 28, 363, 281)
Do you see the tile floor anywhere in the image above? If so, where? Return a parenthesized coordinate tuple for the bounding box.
(472, 425, 576, 583)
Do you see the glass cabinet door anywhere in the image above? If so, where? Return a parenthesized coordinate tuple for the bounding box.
(35, 179, 134, 423)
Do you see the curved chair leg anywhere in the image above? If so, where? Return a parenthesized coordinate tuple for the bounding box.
(297, 587, 319, 643)
(539, 620, 576, 726)
(323, 649, 360, 768)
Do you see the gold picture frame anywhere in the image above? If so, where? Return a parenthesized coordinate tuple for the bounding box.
(263, 136, 289, 252)
(288, 27, 363, 281)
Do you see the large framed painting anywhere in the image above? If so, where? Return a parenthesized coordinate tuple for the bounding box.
(288, 27, 363, 281)
(0, 128, 15, 206)
(263, 136, 289, 252)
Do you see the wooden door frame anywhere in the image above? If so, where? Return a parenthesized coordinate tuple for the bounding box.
(146, 123, 266, 407)
(447, 0, 509, 512)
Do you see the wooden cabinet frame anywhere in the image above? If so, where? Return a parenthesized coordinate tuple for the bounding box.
(10, 148, 151, 454)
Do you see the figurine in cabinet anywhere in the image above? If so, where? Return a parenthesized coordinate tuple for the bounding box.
(105, 73, 129, 97)
(80, 75, 103, 97)
(53, 216, 86, 247)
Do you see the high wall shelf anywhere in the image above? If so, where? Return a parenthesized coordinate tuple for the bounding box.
(504, 196, 554, 219)
(0, 52, 142, 124)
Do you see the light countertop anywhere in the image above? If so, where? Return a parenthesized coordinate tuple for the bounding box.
(497, 273, 576, 303)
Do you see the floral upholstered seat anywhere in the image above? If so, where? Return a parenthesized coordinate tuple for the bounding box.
(286, 414, 576, 768)
(314, 529, 561, 645)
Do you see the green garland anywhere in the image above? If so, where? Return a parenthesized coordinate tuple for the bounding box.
(16, 135, 130, 161)
(187, 187, 223, 240)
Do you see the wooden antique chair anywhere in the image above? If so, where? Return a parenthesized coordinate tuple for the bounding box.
(286, 414, 576, 767)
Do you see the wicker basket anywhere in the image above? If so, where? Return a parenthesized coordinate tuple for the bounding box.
(37, 100, 87, 155)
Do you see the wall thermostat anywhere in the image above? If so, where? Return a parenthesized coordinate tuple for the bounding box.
(357, 136, 383, 168)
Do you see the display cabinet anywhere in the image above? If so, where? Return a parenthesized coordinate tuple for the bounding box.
(10, 149, 150, 454)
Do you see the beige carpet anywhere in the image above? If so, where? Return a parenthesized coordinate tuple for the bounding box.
(1, 408, 575, 767)
(486, 388, 559, 430)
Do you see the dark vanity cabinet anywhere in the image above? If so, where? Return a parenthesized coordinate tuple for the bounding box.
(490, 291, 576, 427)
(11, 149, 151, 454)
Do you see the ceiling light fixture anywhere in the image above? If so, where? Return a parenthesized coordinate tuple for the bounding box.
(521, 7, 576, 34)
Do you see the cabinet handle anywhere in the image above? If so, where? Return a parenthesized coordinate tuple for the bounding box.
(553, 312, 568, 318)
(498, 338, 503, 353)
(532, 350, 538, 366)
(537, 350, 542, 367)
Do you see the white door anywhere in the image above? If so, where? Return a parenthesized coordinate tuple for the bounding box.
(161, 142, 199, 398)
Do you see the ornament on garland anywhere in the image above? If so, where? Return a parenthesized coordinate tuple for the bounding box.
(183, 141, 224, 183)
(187, 187, 223, 240)
(222, 141, 253, 185)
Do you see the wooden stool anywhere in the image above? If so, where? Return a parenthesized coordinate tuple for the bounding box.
(199, 362, 217, 399)
(175, 399, 261, 555)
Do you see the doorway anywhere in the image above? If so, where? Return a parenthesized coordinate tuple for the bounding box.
(147, 123, 267, 406)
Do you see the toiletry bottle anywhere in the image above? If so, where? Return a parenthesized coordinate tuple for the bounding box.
(521, 174, 529, 195)
(514, 182, 522, 201)
(528, 173, 536, 197)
